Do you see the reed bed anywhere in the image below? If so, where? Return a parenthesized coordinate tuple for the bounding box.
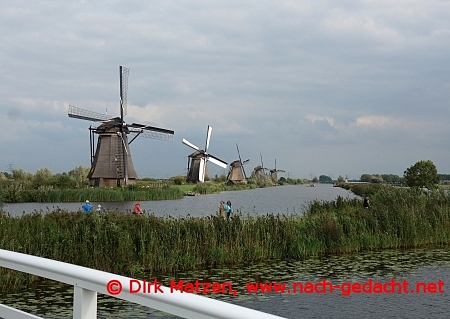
(1, 186, 450, 288)
(193, 182, 258, 194)
(0, 184, 183, 203)
(338, 182, 386, 197)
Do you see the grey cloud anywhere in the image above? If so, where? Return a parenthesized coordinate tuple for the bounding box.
(0, 0, 449, 178)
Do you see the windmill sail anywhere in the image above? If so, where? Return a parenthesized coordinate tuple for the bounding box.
(183, 125, 227, 183)
(227, 143, 249, 184)
(68, 105, 112, 122)
(252, 153, 268, 177)
(120, 66, 129, 119)
(270, 159, 285, 185)
(68, 66, 174, 187)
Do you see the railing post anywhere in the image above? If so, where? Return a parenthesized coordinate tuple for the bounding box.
(0, 249, 287, 319)
(73, 286, 97, 319)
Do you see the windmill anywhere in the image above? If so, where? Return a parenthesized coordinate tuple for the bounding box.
(270, 159, 285, 185)
(182, 126, 227, 183)
(227, 143, 249, 184)
(68, 66, 174, 187)
(252, 153, 269, 177)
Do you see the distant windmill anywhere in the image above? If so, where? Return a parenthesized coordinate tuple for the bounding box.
(270, 159, 285, 185)
(68, 66, 174, 187)
(252, 153, 269, 177)
(182, 126, 227, 183)
(227, 144, 249, 184)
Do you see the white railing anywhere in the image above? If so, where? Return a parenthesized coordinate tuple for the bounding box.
(0, 249, 286, 319)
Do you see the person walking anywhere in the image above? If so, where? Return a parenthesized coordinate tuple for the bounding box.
(225, 200, 233, 219)
(219, 200, 226, 218)
(363, 197, 370, 209)
(82, 200, 93, 213)
(96, 204, 103, 213)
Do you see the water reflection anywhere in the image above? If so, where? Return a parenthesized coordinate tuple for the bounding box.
(1, 247, 450, 318)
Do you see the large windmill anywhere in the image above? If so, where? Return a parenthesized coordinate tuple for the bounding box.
(252, 153, 269, 177)
(270, 159, 285, 185)
(182, 126, 227, 183)
(68, 66, 174, 187)
(227, 144, 249, 184)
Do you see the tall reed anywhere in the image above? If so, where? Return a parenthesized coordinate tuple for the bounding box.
(193, 182, 257, 194)
(0, 184, 183, 203)
(1, 186, 450, 287)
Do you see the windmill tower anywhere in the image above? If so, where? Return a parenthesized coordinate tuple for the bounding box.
(227, 144, 249, 184)
(270, 159, 285, 185)
(252, 153, 268, 177)
(68, 66, 174, 187)
(182, 126, 227, 183)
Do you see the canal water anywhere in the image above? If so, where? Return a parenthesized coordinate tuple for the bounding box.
(2, 184, 357, 217)
(1, 247, 449, 318)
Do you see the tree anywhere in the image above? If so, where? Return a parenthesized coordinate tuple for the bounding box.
(68, 166, 90, 188)
(319, 175, 332, 183)
(278, 176, 287, 185)
(169, 175, 186, 185)
(337, 175, 345, 182)
(381, 174, 402, 184)
(34, 167, 53, 187)
(12, 169, 33, 183)
(53, 172, 76, 188)
(403, 160, 440, 190)
(1, 172, 12, 179)
(360, 174, 383, 183)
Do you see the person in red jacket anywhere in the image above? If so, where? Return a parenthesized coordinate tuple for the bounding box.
(133, 202, 143, 215)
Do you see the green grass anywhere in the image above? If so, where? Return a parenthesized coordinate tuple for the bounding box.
(0, 179, 263, 203)
(0, 183, 184, 203)
(2, 185, 450, 289)
(192, 182, 258, 194)
(174, 184, 197, 192)
(337, 182, 386, 197)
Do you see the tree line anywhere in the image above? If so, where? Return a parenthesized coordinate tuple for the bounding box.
(306, 160, 445, 189)
(1, 160, 445, 190)
(0, 166, 90, 189)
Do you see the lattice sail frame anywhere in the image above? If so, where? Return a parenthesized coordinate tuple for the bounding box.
(68, 66, 174, 186)
(120, 66, 130, 118)
(68, 105, 111, 122)
(129, 129, 174, 142)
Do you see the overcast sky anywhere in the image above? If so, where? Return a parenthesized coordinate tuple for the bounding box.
(1, 0, 449, 180)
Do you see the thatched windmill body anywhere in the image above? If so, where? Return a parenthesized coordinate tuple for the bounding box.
(227, 144, 249, 184)
(182, 126, 227, 183)
(68, 66, 174, 187)
(252, 153, 269, 177)
(186, 150, 209, 182)
(270, 159, 285, 185)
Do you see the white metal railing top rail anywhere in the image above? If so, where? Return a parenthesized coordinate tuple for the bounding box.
(0, 249, 287, 319)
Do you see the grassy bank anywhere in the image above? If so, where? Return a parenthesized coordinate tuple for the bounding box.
(1, 186, 450, 288)
(0, 178, 274, 203)
(0, 183, 184, 203)
(192, 181, 259, 194)
(337, 182, 387, 197)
